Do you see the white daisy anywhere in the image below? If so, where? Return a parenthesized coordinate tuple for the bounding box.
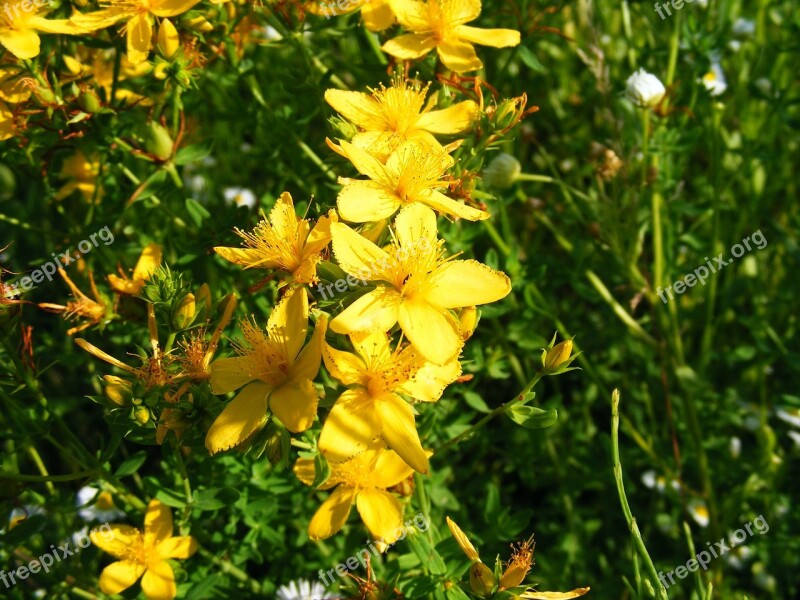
(625, 69, 666, 107)
(276, 578, 335, 600)
(701, 62, 728, 96)
(76, 485, 125, 523)
(223, 187, 258, 210)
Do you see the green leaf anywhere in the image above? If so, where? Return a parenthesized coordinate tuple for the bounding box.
(174, 143, 213, 165)
(114, 451, 148, 477)
(505, 405, 558, 430)
(463, 390, 491, 413)
(312, 452, 331, 489)
(518, 46, 545, 72)
(185, 198, 211, 227)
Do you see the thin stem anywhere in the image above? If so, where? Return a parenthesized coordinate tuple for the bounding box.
(612, 390, 669, 600)
(482, 218, 512, 256)
(198, 547, 263, 594)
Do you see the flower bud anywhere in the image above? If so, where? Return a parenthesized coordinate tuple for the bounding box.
(172, 292, 196, 330)
(182, 14, 214, 32)
(133, 406, 150, 425)
(103, 375, 132, 406)
(625, 69, 666, 107)
(544, 340, 573, 372)
(459, 307, 479, 341)
(483, 153, 521, 190)
(469, 562, 497, 597)
(492, 95, 527, 131)
(78, 88, 102, 114)
(157, 19, 180, 59)
(144, 122, 174, 161)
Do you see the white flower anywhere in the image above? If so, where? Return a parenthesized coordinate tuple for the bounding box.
(776, 407, 800, 429)
(729, 436, 741, 458)
(483, 153, 521, 189)
(625, 69, 666, 107)
(732, 18, 755, 37)
(725, 544, 752, 570)
(276, 578, 335, 600)
(695, 0, 708, 6)
(688, 500, 710, 528)
(76, 485, 125, 523)
(223, 187, 257, 210)
(701, 62, 728, 96)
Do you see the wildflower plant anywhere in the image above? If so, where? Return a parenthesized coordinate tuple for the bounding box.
(1, 0, 797, 598)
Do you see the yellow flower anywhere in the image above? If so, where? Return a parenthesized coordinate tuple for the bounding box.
(63, 49, 152, 104)
(333, 139, 488, 223)
(56, 151, 103, 202)
(320, 330, 460, 473)
(70, 0, 200, 64)
(446, 517, 590, 599)
(382, 0, 520, 73)
(294, 445, 415, 542)
(306, 0, 395, 31)
(0, 4, 81, 60)
(325, 78, 478, 161)
(205, 287, 326, 453)
(329, 204, 510, 365)
(108, 243, 163, 295)
(214, 192, 335, 285)
(90, 499, 197, 600)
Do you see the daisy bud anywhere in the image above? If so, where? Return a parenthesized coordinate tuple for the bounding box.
(172, 292, 196, 330)
(469, 562, 497, 597)
(158, 19, 180, 59)
(483, 153, 521, 190)
(625, 69, 666, 107)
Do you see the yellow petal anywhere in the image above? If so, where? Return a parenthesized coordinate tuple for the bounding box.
(126, 14, 153, 64)
(90, 525, 143, 559)
(140, 561, 177, 600)
(268, 192, 299, 241)
(267, 287, 308, 363)
(290, 313, 326, 382)
(325, 89, 384, 130)
(151, 0, 200, 16)
(521, 589, 591, 599)
(381, 33, 436, 60)
(456, 25, 521, 48)
(319, 388, 381, 462)
(356, 488, 404, 543)
(108, 274, 143, 295)
(27, 16, 85, 34)
(133, 243, 163, 282)
(0, 29, 40, 60)
(370, 448, 415, 488)
(350, 329, 393, 365)
(399, 356, 461, 402)
(322, 343, 367, 387)
(426, 260, 511, 308)
(209, 356, 255, 394)
(330, 287, 401, 334)
(304, 211, 336, 258)
(330, 222, 392, 281)
(352, 130, 403, 163)
(340, 140, 391, 185)
(308, 485, 357, 540)
(144, 499, 173, 548)
(205, 382, 271, 454)
(156, 536, 197, 559)
(269, 378, 318, 433)
(417, 100, 479, 134)
(377, 393, 429, 473)
(98, 560, 145, 596)
(337, 180, 400, 223)
(445, 516, 481, 561)
(437, 37, 482, 73)
(421, 189, 489, 221)
(398, 298, 462, 366)
(394, 204, 438, 249)
(442, 0, 481, 25)
(214, 246, 266, 269)
(157, 18, 179, 58)
(361, 0, 395, 31)
(388, 0, 428, 29)
(69, 7, 129, 31)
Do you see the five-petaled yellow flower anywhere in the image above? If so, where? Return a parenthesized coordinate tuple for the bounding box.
(295, 444, 415, 542)
(0, 3, 80, 60)
(325, 77, 478, 162)
(205, 286, 326, 453)
(330, 204, 510, 365)
(71, 0, 200, 64)
(214, 191, 335, 285)
(320, 330, 460, 473)
(382, 0, 520, 73)
(90, 499, 197, 600)
(333, 139, 489, 223)
(108, 243, 163, 296)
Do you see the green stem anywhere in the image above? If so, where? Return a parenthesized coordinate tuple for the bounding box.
(612, 390, 669, 600)
(482, 218, 512, 256)
(0, 469, 98, 482)
(436, 372, 544, 455)
(198, 547, 262, 594)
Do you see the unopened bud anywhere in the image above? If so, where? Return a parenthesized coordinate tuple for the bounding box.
(133, 406, 150, 425)
(469, 562, 496, 597)
(157, 19, 180, 59)
(483, 153, 521, 190)
(544, 340, 573, 371)
(459, 307, 479, 341)
(144, 122, 174, 161)
(172, 292, 196, 330)
(78, 88, 101, 113)
(103, 375, 132, 406)
(182, 14, 214, 32)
